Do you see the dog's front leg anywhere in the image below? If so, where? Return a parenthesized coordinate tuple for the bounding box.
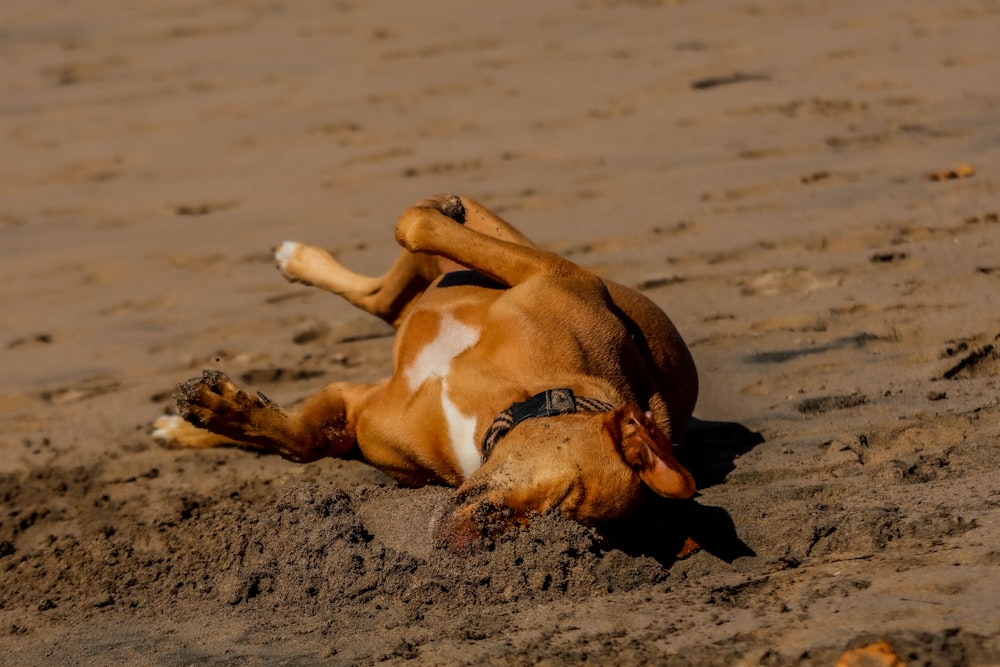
(170, 370, 372, 463)
(274, 241, 441, 328)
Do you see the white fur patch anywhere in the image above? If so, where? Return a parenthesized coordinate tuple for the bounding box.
(405, 313, 479, 391)
(405, 313, 481, 478)
(441, 381, 479, 478)
(151, 414, 184, 444)
(274, 241, 298, 272)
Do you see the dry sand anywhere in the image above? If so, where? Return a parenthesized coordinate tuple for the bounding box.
(2, 0, 1000, 664)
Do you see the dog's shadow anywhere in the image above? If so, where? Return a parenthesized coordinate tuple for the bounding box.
(599, 418, 763, 566)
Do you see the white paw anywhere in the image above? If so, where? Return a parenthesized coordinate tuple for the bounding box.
(151, 414, 185, 444)
(152, 413, 234, 448)
(274, 241, 299, 274)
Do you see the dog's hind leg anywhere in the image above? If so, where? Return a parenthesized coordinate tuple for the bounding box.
(159, 370, 375, 463)
(450, 195, 535, 248)
(396, 200, 597, 290)
(274, 195, 537, 325)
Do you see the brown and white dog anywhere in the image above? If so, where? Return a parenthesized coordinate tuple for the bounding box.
(153, 195, 699, 550)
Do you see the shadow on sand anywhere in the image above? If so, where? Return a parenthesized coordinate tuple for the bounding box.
(598, 418, 764, 566)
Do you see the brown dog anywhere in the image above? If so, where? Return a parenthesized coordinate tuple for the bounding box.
(154, 195, 698, 549)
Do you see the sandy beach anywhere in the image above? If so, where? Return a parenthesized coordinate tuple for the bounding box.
(2, 0, 999, 663)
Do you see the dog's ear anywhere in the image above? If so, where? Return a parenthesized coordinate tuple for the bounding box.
(616, 405, 696, 499)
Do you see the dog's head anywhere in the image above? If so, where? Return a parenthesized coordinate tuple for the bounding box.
(434, 401, 695, 552)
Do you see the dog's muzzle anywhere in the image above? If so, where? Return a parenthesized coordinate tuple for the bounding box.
(480, 388, 615, 463)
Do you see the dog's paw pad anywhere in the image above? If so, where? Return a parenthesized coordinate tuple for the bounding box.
(435, 194, 466, 224)
(174, 369, 223, 410)
(416, 194, 466, 224)
(172, 370, 254, 426)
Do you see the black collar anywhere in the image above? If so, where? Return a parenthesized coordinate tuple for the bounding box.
(480, 388, 615, 463)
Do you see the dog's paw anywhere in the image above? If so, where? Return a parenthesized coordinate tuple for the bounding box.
(173, 370, 274, 440)
(274, 240, 315, 285)
(151, 414, 185, 444)
(416, 194, 466, 224)
(152, 414, 235, 448)
(274, 240, 298, 274)
(397, 195, 468, 253)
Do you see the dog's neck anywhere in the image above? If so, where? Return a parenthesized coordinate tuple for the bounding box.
(555, 375, 628, 410)
(480, 384, 622, 463)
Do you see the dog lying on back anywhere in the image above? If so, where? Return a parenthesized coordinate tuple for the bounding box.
(154, 195, 698, 551)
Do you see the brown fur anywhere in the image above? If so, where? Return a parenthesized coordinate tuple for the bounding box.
(158, 194, 698, 549)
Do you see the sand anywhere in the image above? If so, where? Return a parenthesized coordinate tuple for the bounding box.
(2, 0, 999, 664)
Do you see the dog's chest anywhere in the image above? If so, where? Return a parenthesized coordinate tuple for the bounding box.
(404, 312, 479, 389)
(401, 311, 483, 478)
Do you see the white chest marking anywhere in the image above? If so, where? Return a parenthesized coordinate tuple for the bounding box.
(404, 313, 482, 479)
(442, 382, 481, 479)
(405, 313, 480, 391)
